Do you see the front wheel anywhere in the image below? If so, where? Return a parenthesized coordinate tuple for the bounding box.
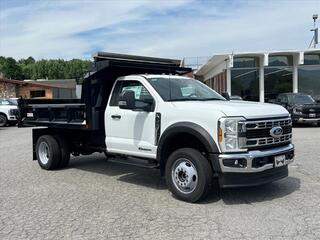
(165, 148, 213, 203)
(0, 114, 8, 127)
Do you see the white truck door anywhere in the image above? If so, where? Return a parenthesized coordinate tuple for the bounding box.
(105, 80, 157, 159)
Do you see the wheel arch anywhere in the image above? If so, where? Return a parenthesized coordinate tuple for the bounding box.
(157, 122, 219, 175)
(0, 111, 8, 117)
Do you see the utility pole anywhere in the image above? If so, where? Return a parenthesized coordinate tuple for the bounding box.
(309, 14, 319, 48)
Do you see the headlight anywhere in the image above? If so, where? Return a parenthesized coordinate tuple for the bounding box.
(9, 109, 17, 115)
(293, 108, 302, 115)
(218, 117, 247, 152)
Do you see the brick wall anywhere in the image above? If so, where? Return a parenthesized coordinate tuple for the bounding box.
(0, 82, 16, 98)
(203, 70, 227, 94)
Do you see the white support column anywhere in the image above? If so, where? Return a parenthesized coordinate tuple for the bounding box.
(226, 66, 231, 95)
(293, 65, 298, 93)
(293, 54, 299, 93)
(226, 55, 234, 95)
(259, 55, 266, 102)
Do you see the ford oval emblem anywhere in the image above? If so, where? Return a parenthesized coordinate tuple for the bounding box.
(270, 126, 283, 138)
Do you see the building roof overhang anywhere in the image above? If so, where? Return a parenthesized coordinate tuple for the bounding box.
(196, 48, 320, 77)
(0, 78, 75, 89)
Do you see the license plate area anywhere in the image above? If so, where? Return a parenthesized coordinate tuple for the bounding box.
(274, 154, 286, 168)
(309, 113, 316, 118)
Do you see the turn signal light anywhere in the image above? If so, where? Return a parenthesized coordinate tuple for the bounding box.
(218, 127, 223, 143)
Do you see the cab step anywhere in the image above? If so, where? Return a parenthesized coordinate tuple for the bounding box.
(108, 156, 160, 169)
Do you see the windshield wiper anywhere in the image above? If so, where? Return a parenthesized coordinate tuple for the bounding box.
(169, 98, 201, 102)
(199, 98, 224, 101)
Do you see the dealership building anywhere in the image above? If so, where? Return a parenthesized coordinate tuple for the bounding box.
(195, 49, 320, 102)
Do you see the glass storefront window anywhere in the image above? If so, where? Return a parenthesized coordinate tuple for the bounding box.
(268, 55, 293, 67)
(233, 57, 259, 68)
(298, 65, 320, 101)
(231, 69, 259, 101)
(304, 54, 320, 65)
(264, 67, 293, 102)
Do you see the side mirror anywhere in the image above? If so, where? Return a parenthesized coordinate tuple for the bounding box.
(221, 92, 230, 100)
(137, 97, 154, 112)
(119, 90, 135, 110)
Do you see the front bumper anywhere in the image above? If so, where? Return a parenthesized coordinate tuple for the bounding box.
(8, 115, 17, 121)
(216, 144, 294, 188)
(218, 144, 294, 173)
(219, 166, 289, 188)
(296, 117, 320, 123)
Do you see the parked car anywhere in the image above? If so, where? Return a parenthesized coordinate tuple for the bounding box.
(18, 53, 295, 202)
(229, 95, 243, 101)
(313, 95, 320, 103)
(221, 93, 243, 101)
(0, 98, 19, 127)
(275, 93, 320, 126)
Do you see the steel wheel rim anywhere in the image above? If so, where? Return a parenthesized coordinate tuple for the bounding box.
(171, 158, 198, 194)
(39, 142, 49, 165)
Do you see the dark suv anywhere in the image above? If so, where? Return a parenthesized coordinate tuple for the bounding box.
(275, 93, 320, 125)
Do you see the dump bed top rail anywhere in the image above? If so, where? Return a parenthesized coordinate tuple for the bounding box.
(18, 98, 87, 129)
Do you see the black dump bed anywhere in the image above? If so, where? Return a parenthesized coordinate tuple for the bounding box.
(18, 52, 191, 131)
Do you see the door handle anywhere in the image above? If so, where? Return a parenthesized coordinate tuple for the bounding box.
(111, 115, 121, 119)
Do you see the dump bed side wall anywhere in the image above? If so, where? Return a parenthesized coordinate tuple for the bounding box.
(18, 98, 87, 129)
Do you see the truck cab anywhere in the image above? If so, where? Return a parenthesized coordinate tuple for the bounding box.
(18, 52, 295, 202)
(0, 98, 18, 127)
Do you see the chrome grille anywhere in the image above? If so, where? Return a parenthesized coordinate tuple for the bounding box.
(245, 118, 292, 130)
(243, 117, 292, 149)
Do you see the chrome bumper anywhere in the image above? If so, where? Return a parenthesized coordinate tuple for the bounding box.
(297, 118, 320, 123)
(8, 115, 17, 121)
(218, 144, 294, 173)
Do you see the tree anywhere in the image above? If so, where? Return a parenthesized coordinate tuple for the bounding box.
(0, 56, 91, 81)
(18, 56, 35, 66)
(1, 57, 23, 79)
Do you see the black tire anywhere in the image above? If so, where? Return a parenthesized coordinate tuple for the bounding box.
(36, 135, 61, 170)
(165, 148, 213, 203)
(54, 135, 70, 169)
(0, 114, 8, 127)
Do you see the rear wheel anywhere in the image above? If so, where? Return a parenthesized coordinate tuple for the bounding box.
(36, 135, 61, 170)
(54, 135, 70, 169)
(0, 114, 7, 127)
(165, 148, 213, 203)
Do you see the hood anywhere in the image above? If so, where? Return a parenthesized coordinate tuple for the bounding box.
(171, 100, 289, 119)
(0, 105, 18, 110)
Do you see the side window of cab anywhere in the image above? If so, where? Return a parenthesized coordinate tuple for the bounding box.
(109, 80, 154, 109)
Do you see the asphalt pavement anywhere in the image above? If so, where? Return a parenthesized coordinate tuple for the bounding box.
(0, 126, 320, 240)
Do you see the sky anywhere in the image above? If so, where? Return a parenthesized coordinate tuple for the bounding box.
(0, 0, 319, 61)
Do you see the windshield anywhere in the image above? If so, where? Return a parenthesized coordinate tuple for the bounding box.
(0, 99, 17, 106)
(147, 77, 225, 101)
(288, 95, 315, 104)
